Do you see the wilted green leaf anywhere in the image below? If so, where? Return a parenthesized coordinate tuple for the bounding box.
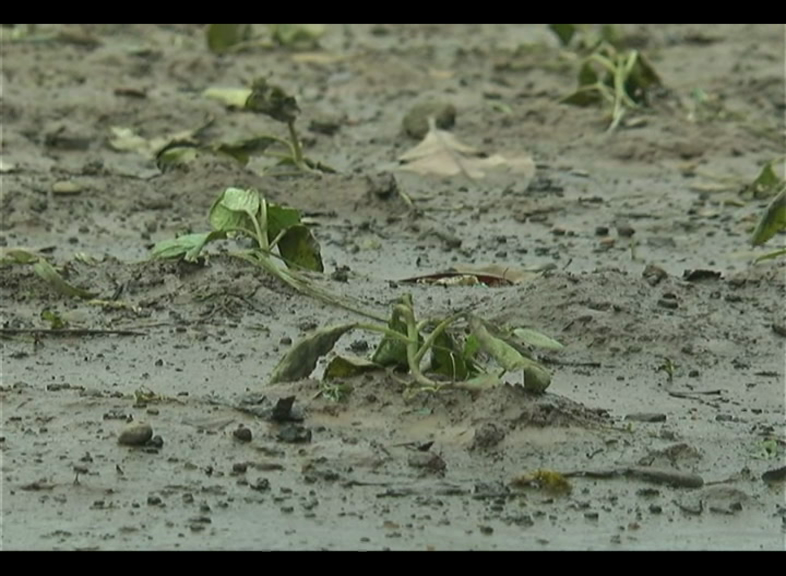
(751, 186, 786, 247)
(512, 328, 564, 351)
(152, 231, 226, 262)
(266, 203, 302, 243)
(430, 329, 471, 380)
(562, 85, 603, 106)
(371, 304, 411, 368)
(521, 363, 552, 394)
(742, 161, 784, 200)
(324, 355, 380, 380)
(206, 24, 252, 54)
(155, 142, 200, 171)
(215, 136, 279, 166)
(203, 87, 253, 109)
(469, 316, 528, 372)
(245, 78, 300, 124)
(456, 372, 501, 391)
(270, 323, 356, 383)
(549, 24, 576, 46)
(270, 24, 325, 48)
(578, 61, 599, 86)
(0, 247, 41, 265)
(277, 225, 324, 272)
(33, 260, 97, 299)
(627, 52, 661, 97)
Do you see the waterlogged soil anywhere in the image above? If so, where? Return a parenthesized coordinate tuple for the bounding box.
(1, 24, 785, 550)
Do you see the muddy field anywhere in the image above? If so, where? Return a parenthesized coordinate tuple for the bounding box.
(1, 24, 785, 550)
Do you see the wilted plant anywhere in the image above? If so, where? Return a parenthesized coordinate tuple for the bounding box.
(270, 293, 562, 399)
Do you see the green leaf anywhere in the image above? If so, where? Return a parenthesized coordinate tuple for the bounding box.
(324, 355, 380, 380)
(269, 323, 356, 383)
(155, 142, 200, 172)
(203, 87, 253, 109)
(549, 24, 576, 46)
(521, 363, 552, 394)
(277, 225, 324, 272)
(512, 328, 564, 350)
(371, 305, 411, 368)
(742, 161, 784, 200)
(751, 186, 786, 247)
(266, 203, 302, 243)
(33, 260, 97, 299)
(269, 24, 325, 48)
(0, 247, 41, 265)
(456, 372, 501, 392)
(245, 78, 300, 124)
(561, 85, 603, 106)
(151, 231, 225, 262)
(578, 62, 599, 86)
(430, 329, 471, 380)
(215, 136, 280, 166)
(470, 315, 527, 372)
(209, 187, 260, 236)
(206, 24, 252, 54)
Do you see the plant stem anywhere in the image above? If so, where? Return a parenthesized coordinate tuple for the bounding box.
(287, 121, 308, 171)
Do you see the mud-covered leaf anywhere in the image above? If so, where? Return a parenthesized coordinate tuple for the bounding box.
(245, 78, 300, 124)
(109, 120, 212, 159)
(270, 24, 325, 48)
(277, 225, 324, 272)
(512, 328, 564, 350)
(751, 186, 786, 247)
(521, 362, 552, 394)
(0, 247, 42, 265)
(398, 120, 535, 180)
(33, 260, 97, 299)
(203, 87, 253, 109)
(371, 305, 411, 368)
(151, 231, 226, 262)
(549, 24, 577, 46)
(206, 24, 252, 54)
(266, 203, 302, 243)
(324, 355, 380, 380)
(430, 329, 471, 380)
(270, 324, 356, 383)
(209, 187, 260, 236)
(215, 136, 279, 165)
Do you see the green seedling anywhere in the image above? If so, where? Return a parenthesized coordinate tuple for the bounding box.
(656, 356, 676, 384)
(270, 294, 560, 398)
(152, 187, 380, 320)
(549, 24, 622, 51)
(560, 40, 662, 132)
(750, 184, 786, 262)
(195, 80, 334, 175)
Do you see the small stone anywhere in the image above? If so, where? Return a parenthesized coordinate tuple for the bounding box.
(366, 172, 398, 200)
(233, 426, 252, 443)
(118, 423, 153, 446)
(595, 226, 609, 236)
(471, 422, 506, 451)
(402, 101, 456, 139)
(232, 462, 248, 474)
(51, 180, 83, 195)
(147, 495, 162, 506)
(598, 237, 615, 250)
(657, 298, 679, 309)
(148, 435, 164, 448)
(616, 223, 635, 238)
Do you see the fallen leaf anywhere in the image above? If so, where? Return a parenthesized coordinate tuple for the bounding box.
(398, 119, 535, 180)
(270, 324, 357, 383)
(751, 185, 786, 247)
(203, 87, 253, 109)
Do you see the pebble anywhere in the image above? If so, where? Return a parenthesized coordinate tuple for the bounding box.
(233, 426, 252, 443)
(118, 422, 153, 446)
(625, 413, 667, 423)
(51, 180, 83, 195)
